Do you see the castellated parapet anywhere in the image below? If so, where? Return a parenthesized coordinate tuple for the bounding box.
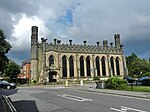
(30, 26, 127, 84)
(38, 35, 123, 54)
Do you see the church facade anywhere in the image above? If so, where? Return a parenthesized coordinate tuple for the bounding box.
(31, 26, 128, 83)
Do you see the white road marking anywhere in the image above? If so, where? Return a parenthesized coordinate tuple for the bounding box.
(110, 108, 123, 112)
(55, 86, 65, 89)
(45, 86, 65, 89)
(57, 94, 84, 102)
(110, 106, 147, 112)
(63, 94, 93, 101)
(121, 106, 147, 112)
(57, 94, 93, 102)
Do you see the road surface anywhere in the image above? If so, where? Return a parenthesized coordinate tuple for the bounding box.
(1, 86, 150, 112)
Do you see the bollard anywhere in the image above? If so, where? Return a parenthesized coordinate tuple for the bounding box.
(65, 80, 68, 87)
(80, 79, 83, 86)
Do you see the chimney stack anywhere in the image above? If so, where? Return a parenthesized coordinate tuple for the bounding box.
(114, 34, 120, 49)
(54, 39, 57, 45)
(83, 40, 87, 46)
(69, 40, 72, 45)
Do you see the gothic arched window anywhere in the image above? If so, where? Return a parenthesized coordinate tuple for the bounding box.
(110, 57, 115, 76)
(102, 56, 106, 76)
(49, 55, 54, 66)
(62, 55, 67, 78)
(80, 56, 84, 77)
(86, 56, 91, 76)
(69, 56, 74, 77)
(96, 56, 100, 76)
(116, 57, 120, 75)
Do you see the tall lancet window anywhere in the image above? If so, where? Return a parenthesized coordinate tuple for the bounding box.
(69, 56, 74, 77)
(49, 55, 54, 66)
(110, 57, 115, 76)
(116, 57, 120, 76)
(62, 55, 67, 78)
(80, 56, 84, 77)
(102, 56, 106, 76)
(86, 56, 91, 76)
(96, 56, 100, 76)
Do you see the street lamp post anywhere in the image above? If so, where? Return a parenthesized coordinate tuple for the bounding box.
(28, 70, 31, 86)
(0, 71, 2, 80)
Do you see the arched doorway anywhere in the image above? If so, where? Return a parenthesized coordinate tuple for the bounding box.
(49, 71, 57, 82)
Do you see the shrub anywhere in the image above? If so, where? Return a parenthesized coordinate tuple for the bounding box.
(32, 79, 37, 84)
(93, 76, 100, 81)
(118, 84, 128, 90)
(106, 77, 128, 90)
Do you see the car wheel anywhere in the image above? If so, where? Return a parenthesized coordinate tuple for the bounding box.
(7, 85, 11, 89)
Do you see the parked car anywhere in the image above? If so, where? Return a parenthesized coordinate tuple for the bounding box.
(0, 80, 16, 89)
(138, 76, 149, 81)
(123, 76, 135, 83)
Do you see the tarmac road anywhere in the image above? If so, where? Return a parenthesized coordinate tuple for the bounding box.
(2, 85, 149, 112)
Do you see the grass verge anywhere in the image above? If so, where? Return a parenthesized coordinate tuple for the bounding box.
(126, 86, 150, 92)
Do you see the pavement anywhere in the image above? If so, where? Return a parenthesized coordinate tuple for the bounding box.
(79, 87, 150, 99)
(0, 83, 150, 112)
(77, 83, 150, 99)
(0, 94, 4, 112)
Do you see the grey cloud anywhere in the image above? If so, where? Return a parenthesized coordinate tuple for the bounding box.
(8, 50, 30, 65)
(1, 0, 150, 65)
(0, 0, 39, 41)
(0, 0, 38, 16)
(123, 37, 150, 58)
(0, 10, 14, 38)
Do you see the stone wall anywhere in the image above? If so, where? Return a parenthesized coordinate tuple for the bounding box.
(30, 26, 127, 83)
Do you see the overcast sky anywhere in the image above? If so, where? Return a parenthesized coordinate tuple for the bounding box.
(0, 0, 150, 65)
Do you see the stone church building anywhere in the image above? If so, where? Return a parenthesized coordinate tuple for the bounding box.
(31, 26, 128, 83)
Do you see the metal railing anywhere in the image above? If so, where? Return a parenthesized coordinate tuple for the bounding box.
(2, 95, 17, 112)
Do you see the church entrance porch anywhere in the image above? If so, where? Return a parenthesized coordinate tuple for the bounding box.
(49, 71, 57, 82)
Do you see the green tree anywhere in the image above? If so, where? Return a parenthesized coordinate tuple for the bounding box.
(126, 53, 150, 77)
(0, 29, 11, 73)
(5, 61, 20, 82)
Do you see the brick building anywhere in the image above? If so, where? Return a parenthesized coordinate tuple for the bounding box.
(18, 60, 31, 79)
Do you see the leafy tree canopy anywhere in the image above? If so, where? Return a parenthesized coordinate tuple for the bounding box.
(126, 53, 150, 78)
(0, 29, 11, 73)
(4, 61, 20, 82)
